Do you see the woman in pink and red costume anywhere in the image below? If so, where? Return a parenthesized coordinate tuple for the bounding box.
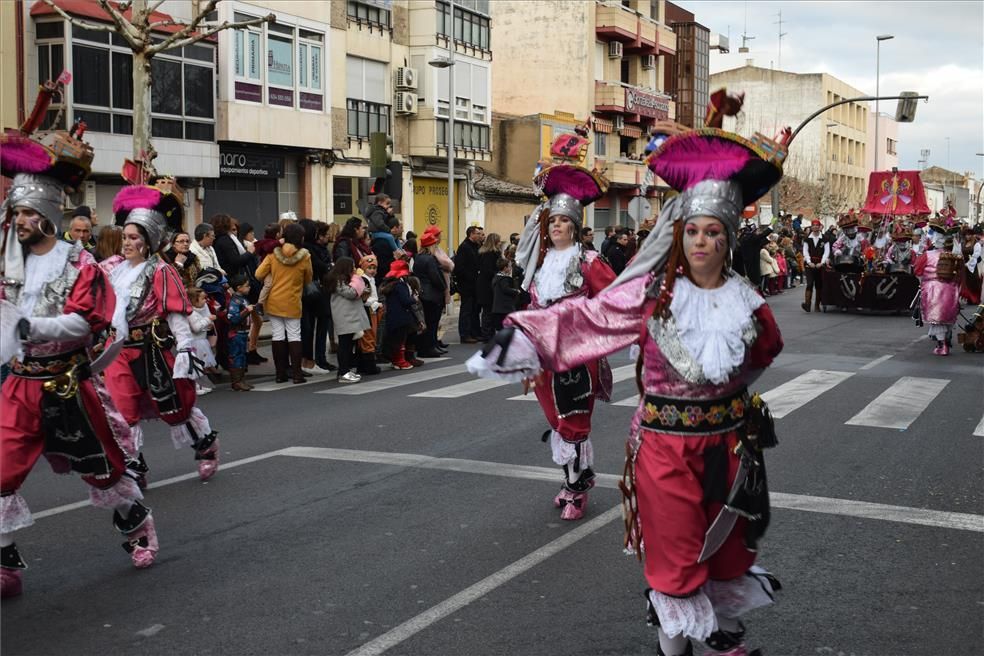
(0, 125, 156, 598)
(470, 116, 788, 655)
(913, 217, 963, 355)
(509, 162, 616, 521)
(101, 182, 220, 481)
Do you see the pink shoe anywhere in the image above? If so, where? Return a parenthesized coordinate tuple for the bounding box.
(556, 489, 588, 520)
(941, 343, 950, 356)
(125, 515, 159, 569)
(933, 344, 945, 355)
(196, 437, 220, 481)
(0, 568, 23, 598)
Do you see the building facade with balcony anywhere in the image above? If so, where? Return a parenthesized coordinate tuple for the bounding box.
(710, 65, 870, 211)
(488, 0, 677, 235)
(662, 1, 710, 129)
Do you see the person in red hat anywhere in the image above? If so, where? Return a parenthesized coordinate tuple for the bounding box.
(470, 106, 788, 655)
(422, 225, 455, 348)
(800, 219, 829, 312)
(413, 229, 449, 356)
(379, 259, 420, 369)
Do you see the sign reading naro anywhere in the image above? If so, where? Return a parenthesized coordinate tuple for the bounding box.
(219, 149, 284, 178)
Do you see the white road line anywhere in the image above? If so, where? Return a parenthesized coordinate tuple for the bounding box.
(845, 376, 950, 430)
(316, 364, 468, 395)
(860, 354, 894, 370)
(612, 395, 639, 407)
(506, 364, 637, 401)
(343, 505, 623, 656)
(32, 449, 290, 521)
(761, 369, 855, 419)
(280, 447, 983, 533)
(410, 377, 513, 398)
(974, 414, 984, 437)
(249, 377, 331, 392)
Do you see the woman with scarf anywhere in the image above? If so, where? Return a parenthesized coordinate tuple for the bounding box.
(470, 114, 788, 656)
(102, 183, 221, 492)
(333, 217, 373, 263)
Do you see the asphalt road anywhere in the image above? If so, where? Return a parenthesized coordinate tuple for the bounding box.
(3, 285, 982, 656)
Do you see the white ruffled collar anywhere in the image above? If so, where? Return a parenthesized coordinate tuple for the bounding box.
(533, 246, 580, 305)
(666, 276, 764, 384)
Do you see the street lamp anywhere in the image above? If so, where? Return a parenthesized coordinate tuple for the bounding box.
(429, 0, 456, 252)
(874, 34, 894, 171)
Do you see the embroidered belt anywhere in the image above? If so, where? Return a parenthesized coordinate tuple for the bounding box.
(123, 323, 153, 347)
(639, 388, 747, 435)
(10, 349, 88, 380)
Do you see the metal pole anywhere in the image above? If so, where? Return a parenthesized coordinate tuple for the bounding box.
(875, 40, 880, 171)
(447, 0, 456, 251)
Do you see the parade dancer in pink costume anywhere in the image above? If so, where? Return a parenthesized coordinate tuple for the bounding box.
(0, 128, 157, 599)
(471, 106, 790, 655)
(913, 217, 963, 355)
(101, 181, 220, 482)
(511, 159, 616, 520)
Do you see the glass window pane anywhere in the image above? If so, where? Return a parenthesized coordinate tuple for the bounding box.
(51, 44, 63, 79)
(150, 58, 182, 115)
(112, 51, 133, 109)
(184, 44, 213, 62)
(348, 107, 357, 136)
(234, 30, 244, 76)
(113, 114, 132, 135)
(185, 122, 214, 141)
(36, 21, 63, 39)
(72, 46, 109, 106)
(151, 118, 183, 138)
(37, 46, 49, 86)
(76, 110, 110, 133)
(298, 43, 307, 87)
(267, 35, 293, 86)
(72, 24, 108, 43)
(358, 111, 368, 137)
(310, 46, 321, 90)
(364, 59, 387, 104)
(184, 64, 213, 118)
(381, 106, 389, 134)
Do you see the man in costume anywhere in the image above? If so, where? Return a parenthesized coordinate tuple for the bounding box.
(800, 218, 829, 312)
(883, 222, 914, 273)
(511, 130, 616, 521)
(831, 210, 867, 273)
(471, 93, 788, 655)
(0, 127, 157, 598)
(101, 181, 220, 482)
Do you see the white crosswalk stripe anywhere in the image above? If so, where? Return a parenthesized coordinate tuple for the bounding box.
(507, 364, 638, 402)
(315, 363, 467, 395)
(760, 369, 855, 418)
(845, 376, 950, 430)
(410, 377, 513, 398)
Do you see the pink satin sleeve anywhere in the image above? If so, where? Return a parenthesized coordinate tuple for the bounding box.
(505, 275, 649, 372)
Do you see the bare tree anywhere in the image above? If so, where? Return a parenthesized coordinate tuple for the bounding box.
(42, 0, 272, 176)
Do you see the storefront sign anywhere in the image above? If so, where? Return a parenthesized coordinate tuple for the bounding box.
(235, 81, 262, 103)
(624, 88, 670, 120)
(268, 88, 294, 107)
(412, 178, 459, 241)
(219, 149, 284, 178)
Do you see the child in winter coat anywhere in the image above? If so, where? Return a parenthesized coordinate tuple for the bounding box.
(379, 259, 420, 370)
(325, 257, 370, 383)
(490, 257, 520, 332)
(187, 286, 217, 395)
(357, 254, 383, 375)
(226, 274, 255, 391)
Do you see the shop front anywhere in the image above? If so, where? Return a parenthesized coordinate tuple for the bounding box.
(204, 145, 298, 226)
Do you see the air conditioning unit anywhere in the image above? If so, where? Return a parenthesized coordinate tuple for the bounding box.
(395, 66, 418, 91)
(608, 41, 624, 58)
(614, 115, 625, 131)
(642, 54, 656, 69)
(394, 91, 418, 115)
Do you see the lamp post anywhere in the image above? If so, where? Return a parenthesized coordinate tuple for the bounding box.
(429, 0, 456, 252)
(874, 34, 894, 171)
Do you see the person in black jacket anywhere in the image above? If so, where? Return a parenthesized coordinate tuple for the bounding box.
(372, 220, 404, 283)
(738, 224, 773, 287)
(379, 260, 418, 370)
(475, 232, 502, 339)
(333, 217, 373, 263)
(452, 225, 484, 343)
(300, 219, 336, 374)
(603, 229, 629, 275)
(412, 235, 448, 357)
(211, 213, 256, 280)
(490, 257, 519, 332)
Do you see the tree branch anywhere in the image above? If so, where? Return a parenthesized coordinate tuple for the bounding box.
(94, 0, 142, 48)
(147, 0, 168, 13)
(147, 0, 218, 53)
(39, 0, 119, 33)
(150, 13, 274, 54)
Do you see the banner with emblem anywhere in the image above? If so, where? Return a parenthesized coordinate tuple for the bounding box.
(862, 170, 930, 216)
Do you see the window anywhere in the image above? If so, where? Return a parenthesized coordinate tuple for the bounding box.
(39, 19, 216, 141)
(346, 99, 390, 139)
(437, 1, 490, 52)
(595, 133, 607, 158)
(886, 138, 897, 155)
(434, 59, 489, 124)
(232, 14, 324, 111)
(437, 119, 490, 151)
(347, 1, 391, 28)
(347, 56, 389, 138)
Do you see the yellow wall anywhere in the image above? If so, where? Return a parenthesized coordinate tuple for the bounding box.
(412, 177, 460, 238)
(0, 1, 19, 130)
(485, 199, 530, 238)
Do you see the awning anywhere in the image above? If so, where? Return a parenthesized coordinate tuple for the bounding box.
(620, 125, 643, 139)
(593, 117, 614, 134)
(32, 0, 202, 35)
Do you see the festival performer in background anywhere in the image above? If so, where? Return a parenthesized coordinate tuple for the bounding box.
(1, 109, 157, 597)
(102, 181, 221, 482)
(510, 148, 616, 521)
(801, 219, 829, 312)
(471, 97, 788, 655)
(914, 216, 963, 356)
(831, 210, 868, 273)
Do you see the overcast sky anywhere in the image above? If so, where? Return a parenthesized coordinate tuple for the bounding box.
(674, 0, 984, 178)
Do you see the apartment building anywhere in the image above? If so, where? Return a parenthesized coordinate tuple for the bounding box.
(710, 65, 870, 209)
(489, 0, 677, 234)
(663, 1, 710, 129)
(3, 0, 493, 240)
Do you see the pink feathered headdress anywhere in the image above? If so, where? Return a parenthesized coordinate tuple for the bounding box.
(112, 185, 162, 215)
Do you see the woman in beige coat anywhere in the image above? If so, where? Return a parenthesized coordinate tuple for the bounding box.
(759, 240, 780, 296)
(254, 223, 313, 383)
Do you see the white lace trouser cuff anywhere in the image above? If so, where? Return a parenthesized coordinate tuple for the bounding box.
(0, 493, 34, 533)
(89, 476, 143, 510)
(549, 431, 594, 468)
